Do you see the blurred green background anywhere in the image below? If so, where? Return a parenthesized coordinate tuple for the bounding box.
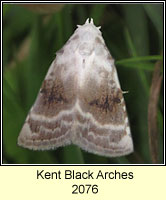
(3, 3, 163, 164)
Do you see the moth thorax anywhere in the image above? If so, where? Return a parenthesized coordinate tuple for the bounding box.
(78, 42, 94, 56)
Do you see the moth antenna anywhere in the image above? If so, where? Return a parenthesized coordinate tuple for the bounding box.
(97, 26, 101, 30)
(85, 18, 90, 24)
(90, 18, 94, 24)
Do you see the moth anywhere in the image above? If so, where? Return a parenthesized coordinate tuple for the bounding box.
(18, 18, 134, 157)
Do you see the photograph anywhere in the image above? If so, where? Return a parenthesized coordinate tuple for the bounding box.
(3, 3, 164, 164)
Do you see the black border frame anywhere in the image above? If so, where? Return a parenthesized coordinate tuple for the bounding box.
(1, 0, 165, 166)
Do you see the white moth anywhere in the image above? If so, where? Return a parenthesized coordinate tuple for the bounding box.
(18, 18, 134, 157)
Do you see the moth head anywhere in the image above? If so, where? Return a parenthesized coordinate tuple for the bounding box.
(76, 18, 102, 39)
(75, 18, 104, 56)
